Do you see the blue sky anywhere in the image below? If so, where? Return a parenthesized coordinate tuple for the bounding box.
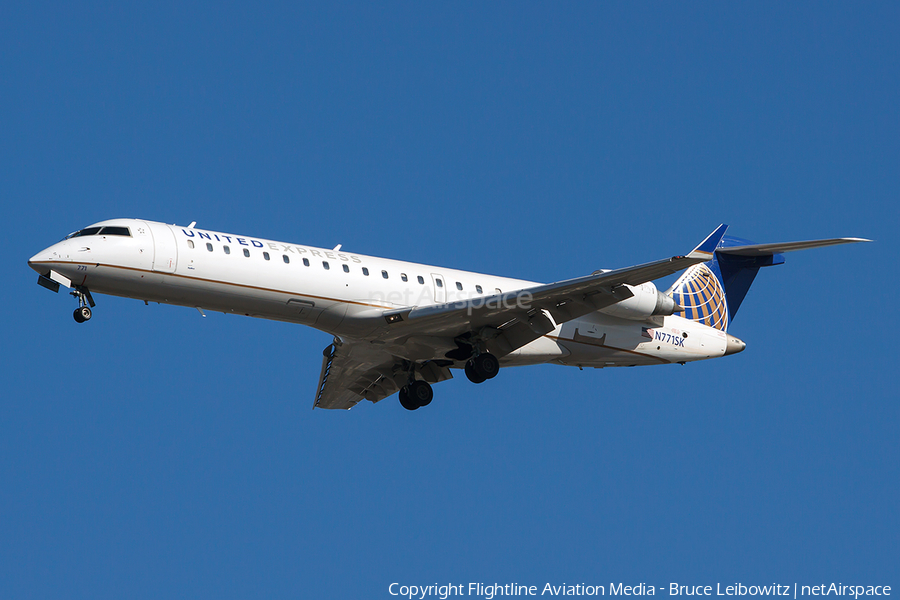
(2, 2, 897, 598)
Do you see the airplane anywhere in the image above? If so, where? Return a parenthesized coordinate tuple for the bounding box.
(28, 219, 868, 411)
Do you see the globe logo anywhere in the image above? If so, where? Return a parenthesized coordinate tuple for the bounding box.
(670, 264, 729, 332)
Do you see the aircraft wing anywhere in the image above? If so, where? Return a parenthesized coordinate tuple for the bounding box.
(313, 339, 452, 410)
(314, 226, 727, 407)
(376, 225, 729, 355)
(313, 341, 398, 409)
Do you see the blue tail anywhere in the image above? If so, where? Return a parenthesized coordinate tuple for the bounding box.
(667, 227, 868, 332)
(668, 227, 784, 332)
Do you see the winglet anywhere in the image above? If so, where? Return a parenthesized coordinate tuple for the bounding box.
(687, 224, 728, 260)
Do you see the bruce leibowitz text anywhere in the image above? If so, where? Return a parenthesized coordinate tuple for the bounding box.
(389, 582, 891, 600)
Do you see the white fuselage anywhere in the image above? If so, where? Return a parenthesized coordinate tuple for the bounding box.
(28, 218, 730, 369)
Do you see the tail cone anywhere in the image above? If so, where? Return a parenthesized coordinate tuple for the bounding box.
(724, 334, 746, 356)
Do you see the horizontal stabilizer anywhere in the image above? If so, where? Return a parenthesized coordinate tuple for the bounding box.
(717, 238, 871, 256)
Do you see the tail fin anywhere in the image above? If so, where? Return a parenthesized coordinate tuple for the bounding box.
(667, 226, 870, 332)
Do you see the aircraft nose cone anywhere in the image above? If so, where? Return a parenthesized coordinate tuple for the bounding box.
(28, 245, 60, 273)
(724, 334, 746, 356)
(28, 251, 46, 273)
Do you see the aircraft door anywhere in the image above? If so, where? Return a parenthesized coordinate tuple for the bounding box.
(145, 221, 178, 273)
(431, 273, 446, 303)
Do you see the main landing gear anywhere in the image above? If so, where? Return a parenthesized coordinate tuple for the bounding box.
(71, 287, 95, 323)
(397, 352, 500, 411)
(465, 352, 499, 384)
(398, 380, 433, 411)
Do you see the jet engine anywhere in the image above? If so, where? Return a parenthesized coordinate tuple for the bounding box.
(598, 282, 680, 320)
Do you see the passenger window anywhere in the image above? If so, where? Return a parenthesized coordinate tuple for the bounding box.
(436, 279, 443, 288)
(362, 267, 369, 276)
(456, 282, 463, 290)
(303, 258, 310, 267)
(382, 270, 389, 279)
(343, 264, 349, 273)
(263, 252, 270, 261)
(476, 285, 483, 294)
(206, 243, 213, 252)
(323, 261, 330, 270)
(283, 255, 290, 264)
(223, 245, 230, 254)
(187, 240, 194, 249)
(243, 249, 250, 257)
(401, 273, 408, 282)
(417, 276, 424, 284)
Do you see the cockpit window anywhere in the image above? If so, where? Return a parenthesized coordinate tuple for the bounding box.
(99, 226, 131, 236)
(65, 226, 131, 239)
(66, 227, 102, 239)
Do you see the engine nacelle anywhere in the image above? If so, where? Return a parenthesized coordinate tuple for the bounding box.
(598, 282, 679, 320)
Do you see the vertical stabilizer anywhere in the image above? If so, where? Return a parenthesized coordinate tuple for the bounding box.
(668, 233, 790, 332)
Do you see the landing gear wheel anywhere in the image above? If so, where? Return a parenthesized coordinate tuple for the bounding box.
(398, 388, 419, 411)
(471, 352, 499, 380)
(70, 287, 95, 323)
(408, 380, 433, 407)
(465, 361, 487, 384)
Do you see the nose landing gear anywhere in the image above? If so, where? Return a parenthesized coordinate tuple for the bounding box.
(70, 287, 95, 323)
